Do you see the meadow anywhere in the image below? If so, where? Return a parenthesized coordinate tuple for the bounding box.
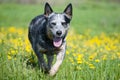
(0, 1, 120, 80)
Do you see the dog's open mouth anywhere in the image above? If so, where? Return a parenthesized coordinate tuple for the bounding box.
(53, 37, 62, 48)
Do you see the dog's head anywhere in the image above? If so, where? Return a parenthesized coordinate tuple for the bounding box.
(44, 2, 72, 48)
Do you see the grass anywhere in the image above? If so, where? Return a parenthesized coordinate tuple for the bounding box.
(0, 27, 120, 80)
(0, 1, 120, 80)
(0, 2, 120, 34)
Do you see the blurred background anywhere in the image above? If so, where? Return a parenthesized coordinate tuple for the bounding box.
(0, 0, 120, 4)
(0, 0, 120, 35)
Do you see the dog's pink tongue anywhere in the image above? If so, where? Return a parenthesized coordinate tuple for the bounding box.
(53, 37, 62, 48)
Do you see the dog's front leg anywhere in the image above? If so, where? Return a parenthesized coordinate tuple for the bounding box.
(47, 54, 54, 71)
(37, 53, 48, 72)
(33, 44, 48, 72)
(49, 42, 66, 76)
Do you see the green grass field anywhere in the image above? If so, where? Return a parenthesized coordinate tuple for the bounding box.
(0, 1, 120, 80)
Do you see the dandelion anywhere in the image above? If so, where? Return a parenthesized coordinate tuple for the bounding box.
(17, 29, 23, 35)
(11, 50, 16, 55)
(89, 53, 97, 61)
(7, 55, 12, 60)
(95, 59, 100, 63)
(77, 59, 83, 64)
(77, 54, 83, 64)
(9, 27, 16, 33)
(89, 64, 95, 69)
(77, 54, 83, 58)
(8, 52, 11, 55)
(66, 50, 69, 55)
(105, 46, 111, 51)
(89, 55, 94, 61)
(25, 45, 31, 53)
(18, 38, 23, 47)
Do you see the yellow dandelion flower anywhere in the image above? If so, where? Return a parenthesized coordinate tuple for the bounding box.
(66, 50, 69, 55)
(77, 60, 83, 64)
(95, 59, 100, 63)
(89, 53, 97, 61)
(26, 45, 31, 53)
(18, 29, 23, 35)
(7, 55, 12, 60)
(18, 38, 23, 46)
(9, 27, 16, 33)
(105, 46, 111, 51)
(89, 64, 95, 69)
(11, 50, 16, 55)
(77, 54, 83, 58)
(89, 55, 94, 61)
(8, 52, 11, 55)
(77, 54, 83, 64)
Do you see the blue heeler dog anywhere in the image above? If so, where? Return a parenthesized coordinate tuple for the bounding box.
(28, 2, 72, 76)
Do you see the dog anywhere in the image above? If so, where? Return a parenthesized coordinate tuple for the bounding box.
(28, 2, 72, 76)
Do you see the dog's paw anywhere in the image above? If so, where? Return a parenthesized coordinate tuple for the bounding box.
(49, 68, 57, 76)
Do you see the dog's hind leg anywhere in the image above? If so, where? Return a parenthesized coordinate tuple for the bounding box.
(49, 42, 66, 76)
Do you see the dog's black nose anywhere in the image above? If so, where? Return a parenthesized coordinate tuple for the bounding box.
(56, 30, 62, 36)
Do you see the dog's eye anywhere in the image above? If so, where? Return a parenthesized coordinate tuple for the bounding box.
(51, 22, 56, 26)
(61, 22, 66, 26)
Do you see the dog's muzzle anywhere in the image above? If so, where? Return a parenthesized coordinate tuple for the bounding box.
(53, 37, 62, 48)
(56, 30, 62, 36)
(53, 31, 63, 48)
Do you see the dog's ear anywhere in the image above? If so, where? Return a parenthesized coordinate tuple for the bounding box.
(44, 2, 53, 16)
(64, 3, 72, 19)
